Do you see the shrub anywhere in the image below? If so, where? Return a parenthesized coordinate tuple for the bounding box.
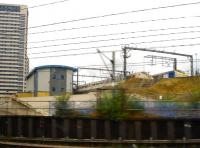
(96, 89, 128, 119)
(129, 98, 144, 110)
(191, 90, 200, 101)
(55, 93, 71, 116)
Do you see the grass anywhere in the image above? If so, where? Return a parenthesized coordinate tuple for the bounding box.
(121, 76, 200, 101)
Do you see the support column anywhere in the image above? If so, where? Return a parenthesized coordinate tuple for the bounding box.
(51, 118, 57, 138)
(91, 120, 96, 140)
(105, 120, 111, 139)
(167, 121, 175, 140)
(7, 117, 12, 137)
(119, 121, 126, 140)
(17, 117, 22, 137)
(77, 120, 83, 139)
(64, 119, 69, 138)
(28, 118, 33, 138)
(150, 121, 157, 140)
(134, 121, 141, 140)
(184, 122, 192, 139)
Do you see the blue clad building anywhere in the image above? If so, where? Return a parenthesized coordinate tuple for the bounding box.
(26, 65, 78, 96)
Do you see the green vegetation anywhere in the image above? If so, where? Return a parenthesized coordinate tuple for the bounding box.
(55, 93, 71, 116)
(96, 89, 148, 119)
(96, 89, 128, 119)
(127, 95, 144, 110)
(188, 90, 200, 101)
(129, 99, 144, 110)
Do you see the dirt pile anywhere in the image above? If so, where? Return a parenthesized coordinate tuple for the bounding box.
(121, 76, 200, 101)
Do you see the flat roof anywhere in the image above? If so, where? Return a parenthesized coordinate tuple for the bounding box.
(27, 65, 78, 79)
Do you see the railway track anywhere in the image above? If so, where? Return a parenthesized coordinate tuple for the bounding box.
(0, 141, 96, 148)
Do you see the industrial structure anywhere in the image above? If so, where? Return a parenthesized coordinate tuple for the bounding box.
(0, 4, 29, 96)
(25, 65, 78, 96)
(122, 46, 193, 79)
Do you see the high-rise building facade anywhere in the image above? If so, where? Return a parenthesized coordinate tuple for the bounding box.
(0, 4, 29, 96)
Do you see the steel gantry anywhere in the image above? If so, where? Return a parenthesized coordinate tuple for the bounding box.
(122, 46, 193, 79)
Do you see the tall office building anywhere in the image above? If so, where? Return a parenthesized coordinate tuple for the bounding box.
(0, 4, 29, 96)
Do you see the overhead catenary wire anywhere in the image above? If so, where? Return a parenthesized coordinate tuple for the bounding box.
(87, 59, 200, 67)
(28, 1, 200, 29)
(29, 15, 200, 35)
(24, 59, 200, 82)
(73, 74, 108, 79)
(22, 0, 70, 10)
(29, 0, 69, 9)
(28, 36, 200, 58)
(28, 30, 200, 52)
(29, 50, 117, 59)
(26, 60, 200, 81)
(124, 60, 200, 67)
(28, 25, 200, 44)
(29, 43, 200, 59)
(78, 59, 200, 69)
(1, 0, 70, 17)
(27, 59, 200, 78)
(27, 59, 200, 72)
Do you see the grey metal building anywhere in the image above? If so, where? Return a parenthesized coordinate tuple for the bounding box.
(0, 4, 29, 96)
(26, 65, 78, 96)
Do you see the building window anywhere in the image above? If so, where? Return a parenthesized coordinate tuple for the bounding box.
(61, 75, 64, 80)
(52, 87, 56, 92)
(52, 74, 56, 79)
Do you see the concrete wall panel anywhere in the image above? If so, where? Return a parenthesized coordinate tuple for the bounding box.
(66, 70, 73, 92)
(26, 75, 34, 92)
(38, 69, 50, 91)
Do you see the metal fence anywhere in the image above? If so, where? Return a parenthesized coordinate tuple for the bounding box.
(0, 99, 200, 117)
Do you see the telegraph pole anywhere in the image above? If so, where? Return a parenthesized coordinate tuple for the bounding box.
(122, 47, 128, 80)
(190, 56, 194, 76)
(76, 69, 79, 90)
(112, 51, 115, 81)
(173, 58, 177, 71)
(195, 53, 198, 76)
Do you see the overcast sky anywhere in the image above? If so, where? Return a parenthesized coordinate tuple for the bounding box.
(1, 0, 200, 82)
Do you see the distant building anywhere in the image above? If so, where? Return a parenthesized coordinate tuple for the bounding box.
(26, 65, 78, 96)
(0, 4, 29, 96)
(153, 70, 188, 80)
